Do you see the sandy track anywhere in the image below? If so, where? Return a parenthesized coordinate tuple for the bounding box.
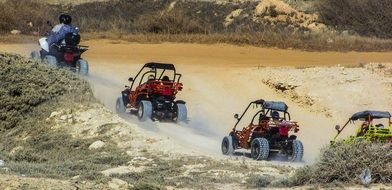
(1, 40, 392, 162)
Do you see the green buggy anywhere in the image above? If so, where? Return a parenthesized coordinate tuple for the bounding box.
(332, 110, 392, 144)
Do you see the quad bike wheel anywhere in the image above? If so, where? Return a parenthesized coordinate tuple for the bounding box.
(138, 100, 152, 121)
(116, 96, 126, 114)
(30, 51, 40, 60)
(251, 138, 270, 160)
(288, 140, 304, 162)
(76, 59, 89, 75)
(221, 136, 235, 155)
(176, 103, 187, 122)
(44, 55, 58, 67)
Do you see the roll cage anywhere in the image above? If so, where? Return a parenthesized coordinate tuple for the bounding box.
(128, 62, 182, 90)
(233, 99, 291, 130)
(333, 110, 392, 140)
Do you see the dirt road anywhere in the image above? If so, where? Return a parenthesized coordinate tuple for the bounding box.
(1, 40, 391, 162)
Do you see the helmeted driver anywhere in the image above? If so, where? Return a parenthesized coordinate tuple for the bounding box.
(47, 14, 79, 49)
(51, 14, 66, 33)
(271, 111, 280, 121)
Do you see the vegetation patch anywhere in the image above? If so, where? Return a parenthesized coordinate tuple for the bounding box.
(317, 0, 392, 38)
(0, 53, 92, 130)
(291, 142, 392, 186)
(2, 0, 392, 51)
(0, 53, 128, 181)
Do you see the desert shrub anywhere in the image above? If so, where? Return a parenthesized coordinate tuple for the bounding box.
(267, 5, 279, 17)
(317, 0, 392, 38)
(0, 0, 53, 34)
(132, 182, 161, 190)
(246, 174, 274, 188)
(69, 0, 171, 32)
(2, 0, 392, 51)
(291, 142, 392, 185)
(0, 53, 92, 130)
(0, 53, 133, 180)
(0, 0, 250, 34)
(134, 10, 207, 34)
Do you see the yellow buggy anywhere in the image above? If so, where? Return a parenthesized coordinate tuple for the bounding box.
(332, 110, 392, 144)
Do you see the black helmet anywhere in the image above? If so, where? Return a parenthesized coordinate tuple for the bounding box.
(271, 111, 280, 119)
(59, 14, 72, 25)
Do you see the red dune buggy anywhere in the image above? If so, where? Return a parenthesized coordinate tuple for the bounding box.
(116, 62, 187, 122)
(221, 99, 303, 162)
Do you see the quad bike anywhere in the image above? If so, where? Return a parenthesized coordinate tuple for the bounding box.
(332, 110, 392, 144)
(221, 99, 303, 162)
(116, 62, 187, 122)
(30, 21, 89, 75)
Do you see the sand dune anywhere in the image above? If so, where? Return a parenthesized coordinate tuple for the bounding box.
(1, 40, 391, 163)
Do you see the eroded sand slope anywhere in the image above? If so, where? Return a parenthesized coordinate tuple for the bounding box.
(1, 40, 391, 163)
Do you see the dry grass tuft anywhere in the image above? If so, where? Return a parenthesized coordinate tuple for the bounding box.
(0, 53, 129, 181)
(1, 0, 392, 51)
(0, 53, 92, 130)
(291, 142, 392, 186)
(317, 0, 392, 38)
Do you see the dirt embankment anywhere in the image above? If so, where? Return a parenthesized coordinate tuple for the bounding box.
(2, 40, 392, 161)
(0, 53, 296, 189)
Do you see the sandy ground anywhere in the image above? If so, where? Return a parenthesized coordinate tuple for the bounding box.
(1, 40, 392, 163)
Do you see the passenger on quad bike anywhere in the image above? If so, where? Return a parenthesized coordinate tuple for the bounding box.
(47, 14, 79, 54)
(30, 14, 89, 75)
(51, 14, 67, 33)
(221, 99, 303, 162)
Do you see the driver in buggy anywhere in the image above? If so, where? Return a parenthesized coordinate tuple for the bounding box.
(162, 75, 170, 82)
(47, 14, 79, 56)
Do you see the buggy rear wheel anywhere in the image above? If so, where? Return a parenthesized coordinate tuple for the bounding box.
(138, 100, 152, 121)
(251, 138, 269, 160)
(288, 140, 303, 162)
(116, 96, 126, 114)
(221, 136, 235, 155)
(175, 103, 187, 122)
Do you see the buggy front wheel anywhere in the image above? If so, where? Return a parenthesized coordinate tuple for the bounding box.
(221, 136, 235, 155)
(116, 96, 126, 114)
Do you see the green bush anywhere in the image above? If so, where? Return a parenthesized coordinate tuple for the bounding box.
(0, 53, 91, 130)
(291, 142, 392, 185)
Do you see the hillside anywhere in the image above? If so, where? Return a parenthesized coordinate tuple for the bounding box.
(1, 39, 392, 188)
(1, 0, 392, 51)
(0, 53, 296, 189)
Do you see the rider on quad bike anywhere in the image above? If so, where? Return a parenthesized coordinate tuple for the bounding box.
(30, 14, 89, 75)
(46, 14, 78, 54)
